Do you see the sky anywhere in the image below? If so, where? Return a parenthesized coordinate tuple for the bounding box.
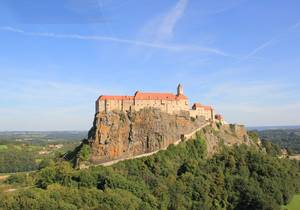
(0, 0, 300, 131)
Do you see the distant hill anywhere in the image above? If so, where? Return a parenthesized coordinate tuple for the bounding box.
(247, 125, 300, 131)
(0, 131, 87, 142)
(253, 128, 300, 154)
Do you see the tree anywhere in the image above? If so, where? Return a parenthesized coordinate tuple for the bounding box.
(80, 144, 91, 161)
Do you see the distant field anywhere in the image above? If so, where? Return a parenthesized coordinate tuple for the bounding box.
(289, 155, 300, 161)
(0, 175, 8, 181)
(0, 145, 8, 150)
(0, 131, 87, 142)
(0, 132, 84, 173)
(282, 194, 300, 210)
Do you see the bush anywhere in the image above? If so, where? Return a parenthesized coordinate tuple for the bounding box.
(38, 159, 55, 170)
(80, 144, 91, 161)
(5, 173, 33, 186)
(248, 131, 260, 144)
(262, 141, 282, 156)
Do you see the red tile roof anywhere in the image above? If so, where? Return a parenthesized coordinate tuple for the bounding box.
(192, 103, 213, 111)
(203, 106, 213, 111)
(98, 95, 134, 100)
(98, 91, 188, 101)
(192, 103, 203, 108)
(215, 114, 223, 120)
(134, 91, 187, 100)
(176, 94, 188, 100)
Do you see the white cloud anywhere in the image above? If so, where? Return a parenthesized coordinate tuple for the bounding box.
(134, 0, 235, 61)
(0, 26, 25, 33)
(219, 102, 300, 126)
(0, 79, 125, 130)
(291, 21, 300, 29)
(204, 81, 295, 100)
(0, 26, 228, 56)
(199, 81, 300, 126)
(155, 0, 188, 42)
(138, 0, 188, 46)
(243, 38, 276, 59)
(244, 20, 300, 59)
(197, 0, 246, 15)
(0, 78, 170, 130)
(0, 79, 100, 101)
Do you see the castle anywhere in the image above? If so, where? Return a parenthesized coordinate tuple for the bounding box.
(96, 84, 216, 121)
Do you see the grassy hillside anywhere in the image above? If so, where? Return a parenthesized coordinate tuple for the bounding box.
(0, 131, 299, 210)
(281, 194, 300, 210)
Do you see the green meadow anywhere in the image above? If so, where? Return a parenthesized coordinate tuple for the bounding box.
(282, 194, 300, 210)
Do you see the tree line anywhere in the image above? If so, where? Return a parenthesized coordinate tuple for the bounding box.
(1, 133, 299, 210)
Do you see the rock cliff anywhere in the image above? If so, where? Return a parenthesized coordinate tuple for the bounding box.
(69, 108, 256, 167)
(197, 123, 254, 156)
(87, 108, 207, 164)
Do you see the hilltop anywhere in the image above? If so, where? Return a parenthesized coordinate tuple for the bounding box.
(68, 108, 255, 168)
(65, 84, 234, 167)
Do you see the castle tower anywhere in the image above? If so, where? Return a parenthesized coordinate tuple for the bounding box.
(177, 83, 183, 95)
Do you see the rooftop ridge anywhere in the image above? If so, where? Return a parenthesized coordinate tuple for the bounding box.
(99, 91, 188, 101)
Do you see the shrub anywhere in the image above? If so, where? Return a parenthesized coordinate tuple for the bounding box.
(80, 144, 91, 161)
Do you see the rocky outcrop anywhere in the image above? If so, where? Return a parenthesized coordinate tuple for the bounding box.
(71, 108, 257, 167)
(197, 123, 255, 156)
(87, 108, 207, 164)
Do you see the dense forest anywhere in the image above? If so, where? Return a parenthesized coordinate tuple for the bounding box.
(256, 129, 300, 154)
(1, 133, 299, 210)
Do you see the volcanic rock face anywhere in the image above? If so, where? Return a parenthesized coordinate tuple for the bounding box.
(87, 108, 207, 164)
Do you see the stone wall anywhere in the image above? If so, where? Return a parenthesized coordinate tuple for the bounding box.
(190, 108, 214, 121)
(96, 98, 189, 115)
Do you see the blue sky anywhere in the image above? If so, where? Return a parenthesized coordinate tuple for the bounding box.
(0, 0, 300, 130)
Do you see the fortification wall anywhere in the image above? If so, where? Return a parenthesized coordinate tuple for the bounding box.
(96, 98, 189, 115)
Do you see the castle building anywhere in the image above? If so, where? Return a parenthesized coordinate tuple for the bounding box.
(190, 103, 214, 121)
(96, 84, 215, 121)
(215, 114, 226, 124)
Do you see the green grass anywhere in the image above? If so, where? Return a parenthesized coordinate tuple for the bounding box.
(0, 145, 8, 150)
(13, 145, 22, 150)
(35, 159, 42, 163)
(27, 145, 41, 151)
(282, 194, 300, 210)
